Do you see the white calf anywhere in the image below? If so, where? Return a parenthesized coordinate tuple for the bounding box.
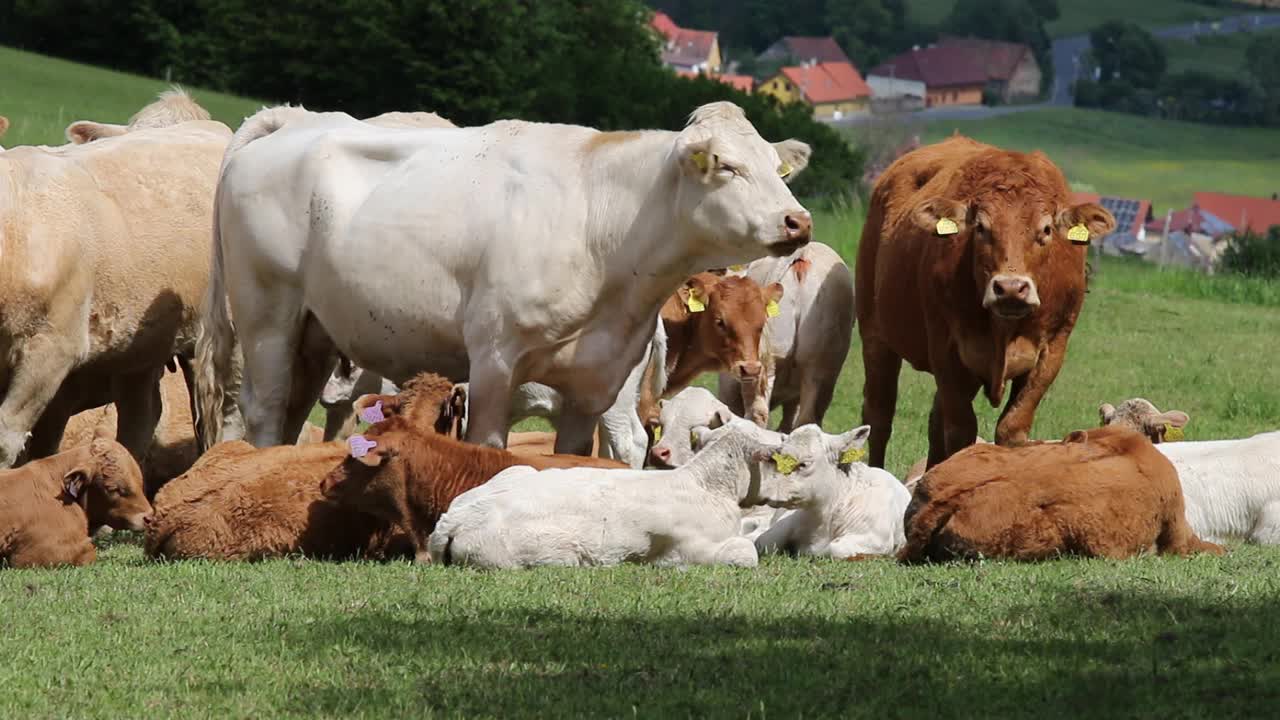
(751, 424, 910, 558)
(1157, 430, 1280, 544)
(427, 420, 781, 568)
(649, 386, 735, 467)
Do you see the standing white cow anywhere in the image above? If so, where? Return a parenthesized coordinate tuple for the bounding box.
(0, 105, 229, 467)
(717, 241, 853, 431)
(196, 102, 813, 456)
(427, 419, 785, 568)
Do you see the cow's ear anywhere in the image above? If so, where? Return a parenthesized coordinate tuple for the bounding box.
(828, 425, 871, 466)
(1058, 202, 1116, 242)
(65, 121, 127, 144)
(773, 139, 811, 183)
(354, 393, 400, 419)
(62, 468, 92, 503)
(1063, 430, 1089, 444)
(1099, 402, 1116, 425)
(679, 138, 716, 182)
(1154, 410, 1189, 429)
(911, 198, 968, 237)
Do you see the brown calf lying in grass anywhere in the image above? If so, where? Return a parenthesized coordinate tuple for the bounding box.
(1, 430, 152, 568)
(321, 415, 627, 563)
(144, 372, 463, 561)
(898, 426, 1224, 563)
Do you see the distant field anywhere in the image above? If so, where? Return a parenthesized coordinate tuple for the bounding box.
(0, 44, 262, 145)
(896, 107, 1280, 213)
(1162, 26, 1280, 77)
(906, 0, 1265, 36)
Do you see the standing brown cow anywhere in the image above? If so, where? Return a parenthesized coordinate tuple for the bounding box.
(856, 136, 1115, 469)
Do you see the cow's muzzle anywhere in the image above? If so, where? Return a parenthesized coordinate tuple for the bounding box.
(983, 274, 1040, 319)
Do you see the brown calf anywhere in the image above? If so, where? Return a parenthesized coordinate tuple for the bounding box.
(857, 136, 1116, 469)
(143, 372, 463, 561)
(898, 426, 1224, 563)
(640, 272, 783, 426)
(320, 415, 627, 563)
(1, 432, 152, 568)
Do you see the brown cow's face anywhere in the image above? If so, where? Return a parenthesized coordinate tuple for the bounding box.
(67, 439, 153, 533)
(320, 434, 403, 520)
(913, 197, 1115, 320)
(681, 275, 783, 383)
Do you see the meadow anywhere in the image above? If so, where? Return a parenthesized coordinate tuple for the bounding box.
(4, 44, 1280, 719)
(1161, 26, 1280, 78)
(905, 0, 1266, 36)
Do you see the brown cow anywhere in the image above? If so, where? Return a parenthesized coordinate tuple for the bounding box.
(898, 426, 1225, 563)
(1, 430, 152, 568)
(639, 272, 784, 427)
(857, 136, 1116, 469)
(142, 372, 462, 561)
(319, 415, 627, 563)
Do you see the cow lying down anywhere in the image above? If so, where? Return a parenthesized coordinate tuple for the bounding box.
(144, 372, 464, 561)
(898, 426, 1225, 563)
(1, 429, 152, 568)
(320, 411, 626, 564)
(427, 418, 784, 568)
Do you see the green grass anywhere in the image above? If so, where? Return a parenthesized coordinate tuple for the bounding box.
(8, 42, 1280, 720)
(905, 0, 1267, 37)
(1162, 27, 1280, 78)
(0, 45, 262, 146)
(911, 107, 1280, 213)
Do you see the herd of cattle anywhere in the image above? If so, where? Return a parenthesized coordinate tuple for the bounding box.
(0, 89, 1277, 571)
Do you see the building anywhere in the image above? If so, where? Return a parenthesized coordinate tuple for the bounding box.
(650, 11, 721, 74)
(758, 62, 871, 120)
(865, 74, 926, 113)
(757, 36, 852, 66)
(870, 46, 988, 107)
(676, 69, 755, 93)
(870, 38, 1040, 107)
(1191, 191, 1280, 235)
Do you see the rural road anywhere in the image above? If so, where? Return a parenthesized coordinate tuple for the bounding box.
(834, 11, 1280, 126)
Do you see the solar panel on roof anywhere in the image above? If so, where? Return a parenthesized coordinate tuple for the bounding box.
(1098, 197, 1141, 239)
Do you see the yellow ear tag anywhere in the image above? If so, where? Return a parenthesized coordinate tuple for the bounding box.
(691, 151, 709, 172)
(689, 429, 699, 450)
(840, 447, 866, 464)
(652, 425, 662, 443)
(729, 264, 746, 272)
(778, 162, 793, 179)
(1067, 224, 1091, 244)
(936, 218, 959, 236)
(772, 453, 799, 475)
(1164, 424, 1184, 442)
(766, 299, 781, 318)
(685, 288, 706, 313)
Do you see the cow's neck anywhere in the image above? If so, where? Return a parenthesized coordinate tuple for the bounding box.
(684, 435, 753, 502)
(660, 310, 712, 394)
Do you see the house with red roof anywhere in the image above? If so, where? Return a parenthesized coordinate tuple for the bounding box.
(936, 37, 1041, 102)
(757, 61, 871, 120)
(650, 11, 721, 75)
(757, 36, 853, 67)
(1191, 192, 1280, 234)
(869, 37, 1040, 107)
(676, 69, 755, 93)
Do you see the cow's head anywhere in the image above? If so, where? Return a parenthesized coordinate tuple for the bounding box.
(62, 434, 153, 533)
(1100, 398, 1190, 443)
(678, 273, 783, 382)
(756, 424, 871, 509)
(649, 387, 736, 467)
(319, 420, 409, 521)
(674, 102, 813, 261)
(351, 372, 462, 437)
(910, 152, 1115, 321)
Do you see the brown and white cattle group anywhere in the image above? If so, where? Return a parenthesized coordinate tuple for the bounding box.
(0, 89, 1246, 570)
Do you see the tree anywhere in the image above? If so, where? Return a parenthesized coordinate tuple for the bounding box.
(1245, 34, 1280, 124)
(825, 0, 896, 69)
(1089, 20, 1165, 90)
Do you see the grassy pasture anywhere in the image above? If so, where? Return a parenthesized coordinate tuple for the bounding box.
(4, 43, 1280, 719)
(1161, 27, 1280, 78)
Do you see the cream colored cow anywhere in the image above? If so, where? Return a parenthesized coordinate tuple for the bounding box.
(0, 92, 230, 467)
(65, 86, 211, 144)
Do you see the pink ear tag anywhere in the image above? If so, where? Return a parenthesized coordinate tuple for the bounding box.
(359, 401, 386, 425)
(348, 435, 377, 458)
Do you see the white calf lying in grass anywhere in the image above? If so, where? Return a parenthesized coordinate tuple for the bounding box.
(427, 419, 779, 568)
(697, 422, 910, 558)
(1101, 398, 1280, 544)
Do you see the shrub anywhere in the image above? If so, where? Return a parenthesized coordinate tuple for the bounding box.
(1217, 227, 1280, 279)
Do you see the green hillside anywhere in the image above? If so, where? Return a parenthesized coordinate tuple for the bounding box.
(906, 0, 1267, 36)
(0, 44, 262, 146)
(1162, 26, 1280, 78)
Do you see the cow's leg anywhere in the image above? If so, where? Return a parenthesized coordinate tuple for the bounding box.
(926, 391, 946, 467)
(777, 400, 800, 434)
(710, 536, 759, 567)
(860, 339, 902, 469)
(716, 373, 748, 418)
(995, 331, 1071, 446)
(933, 370, 981, 465)
(793, 370, 838, 430)
(236, 292, 308, 448)
(741, 371, 774, 428)
(25, 398, 76, 461)
(0, 336, 79, 467)
(112, 367, 165, 461)
(554, 408, 601, 457)
(463, 359, 515, 449)
(282, 313, 337, 445)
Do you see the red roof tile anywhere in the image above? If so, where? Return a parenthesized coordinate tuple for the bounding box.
(779, 62, 870, 104)
(675, 70, 753, 92)
(651, 11, 679, 40)
(650, 12, 717, 70)
(776, 36, 852, 66)
(1193, 192, 1280, 234)
(936, 36, 1033, 81)
(870, 45, 988, 89)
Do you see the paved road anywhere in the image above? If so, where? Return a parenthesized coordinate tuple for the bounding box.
(833, 11, 1280, 126)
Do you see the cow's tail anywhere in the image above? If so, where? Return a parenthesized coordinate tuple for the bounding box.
(646, 320, 669, 403)
(194, 105, 308, 450)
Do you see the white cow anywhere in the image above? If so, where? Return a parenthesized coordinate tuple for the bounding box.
(748, 424, 910, 558)
(718, 241, 854, 431)
(195, 102, 813, 457)
(0, 106, 229, 467)
(426, 419, 784, 568)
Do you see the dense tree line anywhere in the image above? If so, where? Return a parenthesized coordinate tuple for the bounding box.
(1075, 20, 1280, 126)
(0, 0, 863, 197)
